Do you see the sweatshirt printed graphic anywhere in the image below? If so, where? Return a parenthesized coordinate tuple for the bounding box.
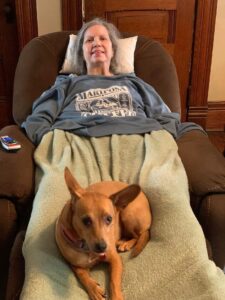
(75, 86, 136, 117)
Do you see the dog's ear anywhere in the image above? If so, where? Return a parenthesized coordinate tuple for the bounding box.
(110, 184, 141, 209)
(64, 167, 85, 200)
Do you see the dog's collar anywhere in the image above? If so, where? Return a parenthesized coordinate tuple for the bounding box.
(60, 223, 89, 252)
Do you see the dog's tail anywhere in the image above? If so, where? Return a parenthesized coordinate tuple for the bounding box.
(131, 230, 150, 258)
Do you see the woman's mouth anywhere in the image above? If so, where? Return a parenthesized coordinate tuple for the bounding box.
(92, 50, 104, 56)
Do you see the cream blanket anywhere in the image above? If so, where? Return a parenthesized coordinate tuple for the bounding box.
(21, 129, 225, 300)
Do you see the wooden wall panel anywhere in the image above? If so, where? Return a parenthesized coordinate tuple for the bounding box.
(0, 58, 12, 127)
(0, 0, 20, 128)
(108, 10, 176, 57)
(109, 11, 173, 41)
(61, 0, 82, 31)
(207, 101, 225, 131)
(85, 0, 177, 14)
(0, 46, 6, 102)
(15, 0, 38, 50)
(0, 0, 37, 128)
(188, 0, 218, 128)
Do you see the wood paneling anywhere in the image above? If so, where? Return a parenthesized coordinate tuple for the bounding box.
(85, 0, 177, 14)
(207, 101, 225, 131)
(0, 50, 6, 101)
(173, 0, 195, 121)
(108, 11, 177, 57)
(15, 0, 38, 50)
(0, 0, 20, 128)
(108, 11, 174, 43)
(0, 0, 37, 128)
(61, 0, 82, 31)
(188, 0, 218, 128)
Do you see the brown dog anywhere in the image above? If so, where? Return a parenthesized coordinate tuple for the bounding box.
(55, 167, 151, 300)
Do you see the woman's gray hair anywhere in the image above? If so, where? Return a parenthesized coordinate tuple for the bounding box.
(73, 18, 121, 75)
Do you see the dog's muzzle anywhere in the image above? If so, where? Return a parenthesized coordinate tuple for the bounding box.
(95, 240, 107, 253)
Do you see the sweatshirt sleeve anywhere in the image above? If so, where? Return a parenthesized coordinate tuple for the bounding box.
(21, 77, 71, 145)
(131, 75, 172, 116)
(130, 75, 205, 138)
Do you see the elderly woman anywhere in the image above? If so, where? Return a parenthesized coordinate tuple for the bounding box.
(22, 18, 200, 145)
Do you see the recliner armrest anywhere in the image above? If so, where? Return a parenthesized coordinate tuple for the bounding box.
(199, 193, 225, 269)
(0, 125, 35, 204)
(177, 130, 225, 196)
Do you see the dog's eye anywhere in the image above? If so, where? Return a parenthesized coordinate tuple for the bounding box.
(82, 216, 92, 227)
(105, 215, 112, 225)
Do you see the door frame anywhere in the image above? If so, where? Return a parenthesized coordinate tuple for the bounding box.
(16, 0, 220, 129)
(188, 0, 218, 128)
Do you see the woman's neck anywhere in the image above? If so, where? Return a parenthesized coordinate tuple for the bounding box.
(87, 65, 113, 76)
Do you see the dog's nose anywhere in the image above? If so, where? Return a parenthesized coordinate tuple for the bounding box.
(95, 241, 107, 253)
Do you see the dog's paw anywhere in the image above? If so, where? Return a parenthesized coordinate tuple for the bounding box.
(116, 239, 137, 252)
(88, 282, 107, 300)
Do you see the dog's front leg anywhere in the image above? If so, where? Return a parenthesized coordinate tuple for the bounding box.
(71, 266, 106, 300)
(109, 253, 124, 300)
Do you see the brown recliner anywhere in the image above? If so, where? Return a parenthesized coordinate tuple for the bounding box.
(0, 31, 224, 299)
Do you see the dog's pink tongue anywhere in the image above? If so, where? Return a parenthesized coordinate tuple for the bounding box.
(99, 253, 106, 261)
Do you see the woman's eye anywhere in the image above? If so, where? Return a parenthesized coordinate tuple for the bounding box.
(105, 215, 112, 225)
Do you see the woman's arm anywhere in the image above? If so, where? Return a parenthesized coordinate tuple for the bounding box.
(21, 77, 71, 145)
(129, 75, 171, 117)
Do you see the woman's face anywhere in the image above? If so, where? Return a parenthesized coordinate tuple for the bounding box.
(82, 24, 114, 74)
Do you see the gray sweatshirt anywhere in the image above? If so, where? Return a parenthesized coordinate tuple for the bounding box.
(22, 73, 203, 145)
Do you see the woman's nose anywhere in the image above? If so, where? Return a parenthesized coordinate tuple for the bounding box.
(93, 37, 101, 46)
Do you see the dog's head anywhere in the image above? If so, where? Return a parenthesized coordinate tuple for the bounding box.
(64, 167, 140, 256)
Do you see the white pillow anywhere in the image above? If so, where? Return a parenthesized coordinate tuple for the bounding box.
(115, 36, 137, 74)
(60, 34, 138, 74)
(60, 34, 77, 73)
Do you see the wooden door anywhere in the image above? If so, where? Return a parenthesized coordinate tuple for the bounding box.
(84, 0, 196, 121)
(0, 0, 19, 128)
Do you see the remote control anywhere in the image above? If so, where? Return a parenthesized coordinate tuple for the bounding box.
(0, 135, 21, 151)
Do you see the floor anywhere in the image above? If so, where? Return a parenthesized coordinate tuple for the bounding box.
(207, 131, 225, 156)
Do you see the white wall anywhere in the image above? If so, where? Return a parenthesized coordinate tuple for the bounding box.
(208, 0, 225, 102)
(36, 0, 62, 36)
